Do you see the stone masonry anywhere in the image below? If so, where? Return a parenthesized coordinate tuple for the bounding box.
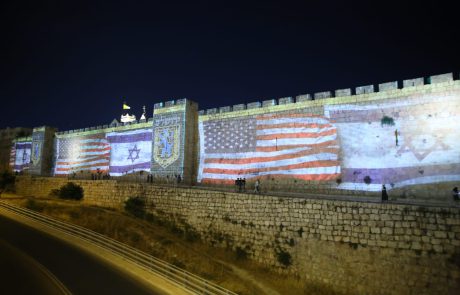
(15, 176, 460, 295)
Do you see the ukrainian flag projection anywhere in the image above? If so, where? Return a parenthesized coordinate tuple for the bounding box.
(10, 141, 32, 172)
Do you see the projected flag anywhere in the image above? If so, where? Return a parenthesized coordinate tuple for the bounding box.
(106, 129, 153, 176)
(11, 142, 31, 172)
(198, 113, 340, 184)
(9, 143, 16, 170)
(54, 133, 110, 175)
(324, 96, 460, 191)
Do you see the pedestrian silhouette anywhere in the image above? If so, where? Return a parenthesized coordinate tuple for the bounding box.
(382, 184, 388, 201)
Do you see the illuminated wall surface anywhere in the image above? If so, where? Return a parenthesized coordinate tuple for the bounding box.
(198, 87, 460, 191)
(198, 114, 340, 184)
(54, 132, 110, 175)
(326, 95, 460, 191)
(54, 128, 152, 176)
(13, 77, 460, 192)
(10, 141, 32, 172)
(106, 128, 152, 176)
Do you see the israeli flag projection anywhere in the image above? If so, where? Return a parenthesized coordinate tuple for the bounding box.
(106, 129, 153, 176)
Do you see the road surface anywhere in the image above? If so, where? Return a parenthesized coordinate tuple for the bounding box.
(0, 215, 158, 295)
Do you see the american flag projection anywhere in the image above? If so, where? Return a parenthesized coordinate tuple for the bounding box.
(197, 113, 341, 184)
(106, 129, 152, 176)
(54, 133, 110, 175)
(11, 141, 31, 172)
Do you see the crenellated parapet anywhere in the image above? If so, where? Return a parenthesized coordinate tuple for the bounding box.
(198, 72, 458, 118)
(55, 117, 153, 138)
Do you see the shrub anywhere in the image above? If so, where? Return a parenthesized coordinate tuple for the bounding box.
(57, 182, 84, 200)
(235, 246, 248, 260)
(276, 249, 292, 267)
(124, 197, 146, 218)
(363, 176, 372, 185)
(380, 116, 395, 126)
(0, 170, 16, 192)
(25, 198, 44, 212)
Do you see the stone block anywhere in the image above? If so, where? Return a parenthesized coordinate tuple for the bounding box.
(403, 77, 424, 88)
(314, 91, 332, 99)
(164, 100, 175, 107)
(295, 94, 312, 102)
(262, 99, 277, 107)
(378, 81, 398, 91)
(198, 110, 205, 115)
(176, 98, 186, 105)
(219, 106, 232, 113)
(278, 97, 293, 105)
(232, 104, 246, 111)
(335, 88, 352, 97)
(154, 102, 164, 109)
(246, 101, 261, 109)
(355, 85, 374, 95)
(206, 108, 217, 115)
(429, 73, 453, 84)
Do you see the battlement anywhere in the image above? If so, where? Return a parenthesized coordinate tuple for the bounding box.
(12, 136, 32, 143)
(55, 118, 153, 138)
(198, 72, 458, 117)
(152, 98, 198, 115)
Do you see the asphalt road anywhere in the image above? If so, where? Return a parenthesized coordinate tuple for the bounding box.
(0, 215, 157, 295)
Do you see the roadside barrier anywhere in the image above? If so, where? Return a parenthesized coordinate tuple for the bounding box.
(0, 201, 237, 295)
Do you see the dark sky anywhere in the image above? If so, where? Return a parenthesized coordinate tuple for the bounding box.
(1, 0, 459, 130)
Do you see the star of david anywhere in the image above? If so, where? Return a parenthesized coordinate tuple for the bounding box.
(397, 126, 449, 161)
(127, 144, 141, 163)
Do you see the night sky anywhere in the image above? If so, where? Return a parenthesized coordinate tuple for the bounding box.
(1, 0, 459, 130)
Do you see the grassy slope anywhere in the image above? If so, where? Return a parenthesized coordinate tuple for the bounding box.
(7, 196, 327, 295)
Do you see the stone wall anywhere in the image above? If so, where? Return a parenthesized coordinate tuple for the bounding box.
(15, 176, 460, 294)
(197, 79, 460, 195)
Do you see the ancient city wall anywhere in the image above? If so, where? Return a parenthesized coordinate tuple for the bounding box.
(15, 176, 460, 294)
(8, 73, 460, 198)
(197, 76, 460, 196)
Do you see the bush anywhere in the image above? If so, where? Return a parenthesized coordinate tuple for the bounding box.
(276, 249, 292, 267)
(57, 182, 84, 200)
(380, 115, 395, 126)
(25, 198, 44, 212)
(0, 170, 16, 192)
(124, 197, 146, 218)
(363, 176, 372, 185)
(235, 246, 248, 260)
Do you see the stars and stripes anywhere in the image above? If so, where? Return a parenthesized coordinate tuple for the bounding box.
(54, 134, 110, 175)
(11, 142, 31, 172)
(198, 113, 341, 184)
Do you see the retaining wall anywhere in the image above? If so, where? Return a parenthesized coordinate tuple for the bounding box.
(15, 176, 460, 294)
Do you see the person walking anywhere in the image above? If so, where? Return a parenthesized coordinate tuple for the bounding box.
(453, 187, 459, 201)
(382, 184, 388, 201)
(254, 179, 260, 194)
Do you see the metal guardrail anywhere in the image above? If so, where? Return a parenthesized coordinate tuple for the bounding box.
(0, 201, 237, 295)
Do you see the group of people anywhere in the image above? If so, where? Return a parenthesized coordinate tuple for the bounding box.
(382, 184, 460, 202)
(235, 178, 246, 192)
(235, 178, 260, 194)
